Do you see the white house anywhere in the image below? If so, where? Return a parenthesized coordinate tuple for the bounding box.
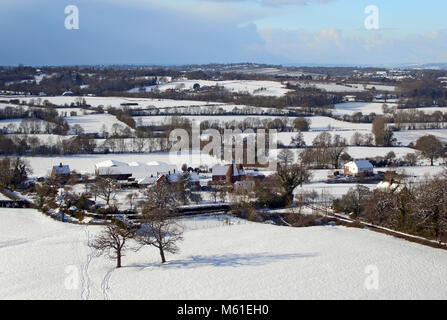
(62, 90, 74, 96)
(344, 160, 374, 177)
(343, 95, 357, 102)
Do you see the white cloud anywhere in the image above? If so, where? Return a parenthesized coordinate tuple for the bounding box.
(259, 27, 447, 65)
(96, 0, 276, 24)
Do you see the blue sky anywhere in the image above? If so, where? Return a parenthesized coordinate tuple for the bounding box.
(0, 0, 446, 66)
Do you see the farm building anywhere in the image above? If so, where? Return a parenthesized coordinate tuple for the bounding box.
(51, 163, 71, 183)
(95, 160, 177, 181)
(138, 171, 200, 190)
(343, 95, 357, 102)
(211, 162, 245, 184)
(344, 160, 374, 177)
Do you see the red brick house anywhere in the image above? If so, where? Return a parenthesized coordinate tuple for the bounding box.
(211, 162, 245, 184)
(51, 163, 71, 183)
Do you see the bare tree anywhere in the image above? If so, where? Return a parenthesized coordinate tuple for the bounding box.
(328, 134, 347, 169)
(372, 117, 394, 146)
(218, 186, 229, 203)
(415, 135, 444, 166)
(210, 184, 219, 203)
(290, 131, 306, 147)
(363, 190, 395, 226)
(340, 185, 372, 218)
(143, 180, 178, 210)
(90, 222, 135, 268)
(276, 163, 311, 206)
(136, 207, 184, 263)
(95, 177, 117, 206)
(72, 124, 84, 135)
(34, 182, 56, 209)
(126, 192, 138, 212)
(278, 149, 294, 165)
(413, 177, 447, 241)
(350, 132, 364, 146)
(403, 153, 419, 166)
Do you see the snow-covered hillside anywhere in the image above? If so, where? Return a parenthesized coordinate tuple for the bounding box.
(13, 96, 220, 110)
(129, 80, 292, 97)
(1, 209, 447, 299)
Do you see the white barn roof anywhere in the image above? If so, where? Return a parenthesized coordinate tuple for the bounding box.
(95, 160, 128, 169)
(95, 160, 177, 179)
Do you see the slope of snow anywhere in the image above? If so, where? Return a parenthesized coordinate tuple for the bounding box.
(64, 113, 130, 134)
(394, 130, 447, 145)
(131, 80, 292, 97)
(13, 96, 220, 110)
(134, 115, 294, 127)
(293, 82, 395, 93)
(1, 209, 447, 299)
(334, 102, 398, 116)
(307, 116, 372, 131)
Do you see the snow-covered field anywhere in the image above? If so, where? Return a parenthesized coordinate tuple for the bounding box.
(308, 116, 372, 131)
(1, 209, 447, 299)
(10, 96, 220, 110)
(55, 108, 94, 117)
(292, 82, 396, 93)
(334, 102, 398, 116)
(134, 114, 294, 127)
(23, 152, 222, 178)
(394, 129, 447, 145)
(334, 102, 447, 117)
(129, 80, 292, 97)
(64, 113, 130, 134)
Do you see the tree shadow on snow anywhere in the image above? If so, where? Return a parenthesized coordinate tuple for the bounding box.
(127, 252, 318, 270)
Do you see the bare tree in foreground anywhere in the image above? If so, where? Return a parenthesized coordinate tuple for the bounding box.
(136, 208, 184, 264)
(136, 181, 184, 263)
(89, 223, 135, 268)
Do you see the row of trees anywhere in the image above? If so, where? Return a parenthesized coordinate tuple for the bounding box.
(298, 132, 348, 169)
(0, 106, 69, 135)
(335, 172, 447, 242)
